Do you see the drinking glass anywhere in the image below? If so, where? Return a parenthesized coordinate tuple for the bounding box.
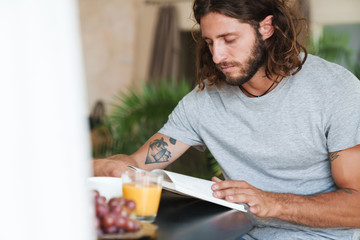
(122, 171, 163, 222)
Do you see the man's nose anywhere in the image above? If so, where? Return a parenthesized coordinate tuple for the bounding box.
(212, 43, 227, 64)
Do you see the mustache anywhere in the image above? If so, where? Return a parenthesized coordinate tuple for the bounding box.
(216, 61, 241, 68)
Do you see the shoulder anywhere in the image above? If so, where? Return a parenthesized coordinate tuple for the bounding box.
(301, 54, 359, 83)
(296, 54, 360, 93)
(177, 81, 236, 118)
(183, 80, 224, 102)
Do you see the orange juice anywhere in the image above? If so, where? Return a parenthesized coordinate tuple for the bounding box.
(122, 182, 162, 217)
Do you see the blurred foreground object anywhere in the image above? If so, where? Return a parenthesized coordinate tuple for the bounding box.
(0, 0, 93, 239)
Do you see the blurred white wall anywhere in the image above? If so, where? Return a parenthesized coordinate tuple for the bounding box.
(0, 0, 94, 239)
(310, 0, 360, 38)
(79, 0, 138, 113)
(311, 0, 360, 25)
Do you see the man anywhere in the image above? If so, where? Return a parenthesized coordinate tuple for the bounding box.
(94, 0, 360, 239)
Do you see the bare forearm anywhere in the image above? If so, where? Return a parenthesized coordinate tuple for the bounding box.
(273, 188, 360, 228)
(213, 146, 360, 228)
(213, 179, 360, 228)
(93, 154, 138, 177)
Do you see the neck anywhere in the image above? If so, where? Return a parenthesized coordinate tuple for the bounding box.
(240, 81, 276, 97)
(240, 70, 280, 97)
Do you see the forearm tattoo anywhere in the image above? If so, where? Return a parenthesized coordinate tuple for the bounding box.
(145, 137, 176, 164)
(329, 150, 341, 162)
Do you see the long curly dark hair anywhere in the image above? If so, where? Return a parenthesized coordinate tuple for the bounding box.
(193, 0, 308, 90)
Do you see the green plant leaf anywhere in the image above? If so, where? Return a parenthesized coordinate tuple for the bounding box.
(106, 78, 192, 155)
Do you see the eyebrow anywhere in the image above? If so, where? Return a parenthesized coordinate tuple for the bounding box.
(202, 32, 238, 40)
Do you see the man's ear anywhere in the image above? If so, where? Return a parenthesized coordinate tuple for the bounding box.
(259, 15, 274, 40)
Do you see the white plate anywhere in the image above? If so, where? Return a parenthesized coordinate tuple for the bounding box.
(87, 177, 123, 200)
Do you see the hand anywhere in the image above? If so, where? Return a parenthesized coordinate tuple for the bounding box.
(211, 176, 280, 218)
(93, 158, 125, 177)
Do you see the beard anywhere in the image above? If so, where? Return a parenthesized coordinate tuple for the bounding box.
(216, 31, 267, 86)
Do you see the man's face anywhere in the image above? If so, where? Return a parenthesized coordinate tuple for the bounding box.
(200, 12, 266, 86)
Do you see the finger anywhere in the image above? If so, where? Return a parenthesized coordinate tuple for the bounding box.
(211, 177, 223, 191)
(212, 180, 255, 198)
(249, 205, 260, 214)
(213, 188, 255, 199)
(214, 179, 252, 190)
(217, 187, 255, 197)
(225, 193, 257, 205)
(212, 176, 222, 182)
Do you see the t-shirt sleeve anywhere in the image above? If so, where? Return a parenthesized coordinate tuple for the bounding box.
(158, 89, 206, 151)
(325, 69, 360, 152)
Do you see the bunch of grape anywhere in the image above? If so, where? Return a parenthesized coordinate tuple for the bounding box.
(93, 190, 141, 236)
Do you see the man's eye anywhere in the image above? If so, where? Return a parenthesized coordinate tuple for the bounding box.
(225, 39, 235, 44)
(206, 41, 213, 46)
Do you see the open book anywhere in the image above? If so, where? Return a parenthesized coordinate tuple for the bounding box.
(127, 166, 248, 212)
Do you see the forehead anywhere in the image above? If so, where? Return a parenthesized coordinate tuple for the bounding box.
(200, 12, 253, 39)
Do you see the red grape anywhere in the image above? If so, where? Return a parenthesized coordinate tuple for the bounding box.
(104, 226, 117, 234)
(125, 200, 136, 210)
(96, 203, 109, 218)
(108, 198, 120, 209)
(110, 204, 123, 214)
(117, 197, 127, 206)
(95, 196, 106, 205)
(102, 213, 116, 228)
(119, 208, 129, 218)
(115, 216, 127, 229)
(92, 190, 100, 198)
(92, 189, 141, 236)
(125, 219, 137, 232)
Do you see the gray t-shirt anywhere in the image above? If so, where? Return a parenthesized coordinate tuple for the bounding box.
(159, 54, 360, 239)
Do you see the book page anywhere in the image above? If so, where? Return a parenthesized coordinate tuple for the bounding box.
(127, 166, 247, 212)
(160, 170, 214, 195)
(159, 170, 247, 212)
